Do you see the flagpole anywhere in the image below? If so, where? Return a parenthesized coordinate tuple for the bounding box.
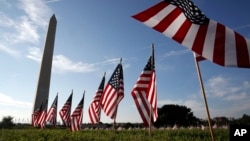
(193, 53, 215, 141)
(82, 91, 85, 130)
(100, 72, 106, 124)
(113, 58, 123, 130)
(148, 44, 155, 136)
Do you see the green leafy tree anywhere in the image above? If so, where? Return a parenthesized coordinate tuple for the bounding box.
(238, 114, 250, 125)
(0, 116, 15, 129)
(154, 104, 199, 127)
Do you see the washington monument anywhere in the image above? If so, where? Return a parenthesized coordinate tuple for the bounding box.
(33, 14, 57, 112)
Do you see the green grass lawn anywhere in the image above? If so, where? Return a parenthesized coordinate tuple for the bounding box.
(0, 128, 229, 141)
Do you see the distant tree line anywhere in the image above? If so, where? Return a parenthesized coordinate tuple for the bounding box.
(154, 104, 250, 127)
(1, 104, 250, 129)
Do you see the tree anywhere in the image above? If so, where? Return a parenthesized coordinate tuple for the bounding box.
(154, 104, 199, 127)
(0, 116, 15, 129)
(238, 114, 250, 125)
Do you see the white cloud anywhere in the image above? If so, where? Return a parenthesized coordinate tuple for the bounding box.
(26, 46, 41, 61)
(158, 49, 191, 62)
(26, 47, 132, 73)
(243, 81, 250, 89)
(26, 47, 98, 73)
(225, 92, 248, 101)
(205, 76, 250, 101)
(44, 0, 63, 3)
(53, 55, 97, 73)
(158, 76, 250, 119)
(18, 0, 52, 28)
(206, 76, 229, 97)
(0, 92, 32, 108)
(94, 58, 121, 66)
(206, 76, 242, 98)
(14, 16, 40, 44)
(0, 44, 20, 57)
(0, 0, 53, 57)
(163, 49, 191, 58)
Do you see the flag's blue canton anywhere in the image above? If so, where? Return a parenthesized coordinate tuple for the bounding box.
(109, 64, 123, 89)
(165, 0, 209, 25)
(144, 56, 154, 71)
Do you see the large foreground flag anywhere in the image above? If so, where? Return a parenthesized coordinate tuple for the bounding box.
(132, 0, 250, 68)
(131, 46, 157, 127)
(88, 73, 105, 124)
(100, 60, 124, 119)
(46, 94, 58, 126)
(59, 91, 73, 127)
(70, 92, 85, 132)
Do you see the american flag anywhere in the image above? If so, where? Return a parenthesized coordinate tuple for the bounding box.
(100, 61, 124, 119)
(131, 47, 157, 127)
(46, 94, 58, 126)
(32, 105, 41, 127)
(32, 100, 47, 128)
(59, 91, 73, 127)
(70, 93, 85, 132)
(132, 0, 250, 68)
(88, 74, 105, 124)
(36, 110, 47, 128)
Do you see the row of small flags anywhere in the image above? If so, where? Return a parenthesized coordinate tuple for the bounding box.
(32, 0, 250, 132)
(32, 91, 85, 132)
(31, 46, 157, 131)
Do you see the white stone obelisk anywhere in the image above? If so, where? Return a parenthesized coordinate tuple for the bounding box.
(33, 14, 57, 112)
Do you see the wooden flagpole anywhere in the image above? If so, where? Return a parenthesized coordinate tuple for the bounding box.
(193, 53, 215, 141)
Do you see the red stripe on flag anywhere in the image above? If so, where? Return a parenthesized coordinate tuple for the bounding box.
(101, 86, 114, 111)
(132, 1, 168, 22)
(213, 23, 226, 66)
(102, 86, 115, 112)
(132, 92, 151, 127)
(192, 25, 208, 55)
(153, 7, 182, 33)
(235, 32, 250, 67)
(173, 19, 192, 43)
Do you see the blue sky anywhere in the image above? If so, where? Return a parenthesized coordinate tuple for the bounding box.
(0, 0, 250, 124)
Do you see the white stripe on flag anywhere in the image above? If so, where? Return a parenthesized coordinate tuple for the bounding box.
(163, 13, 186, 38)
(225, 27, 237, 66)
(182, 24, 200, 49)
(144, 5, 175, 27)
(202, 20, 217, 61)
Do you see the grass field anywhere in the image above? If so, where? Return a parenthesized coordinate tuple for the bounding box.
(0, 128, 229, 141)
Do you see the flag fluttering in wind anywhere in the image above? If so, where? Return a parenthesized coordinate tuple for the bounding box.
(70, 92, 85, 132)
(59, 91, 73, 127)
(131, 46, 157, 127)
(46, 94, 58, 127)
(32, 104, 42, 127)
(32, 99, 47, 128)
(88, 73, 105, 124)
(100, 59, 124, 119)
(132, 0, 250, 68)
